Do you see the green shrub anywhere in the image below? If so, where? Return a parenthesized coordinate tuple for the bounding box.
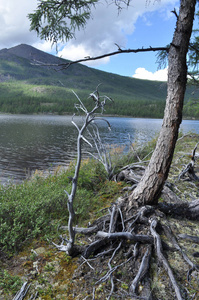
(0, 270, 22, 294)
(0, 140, 155, 254)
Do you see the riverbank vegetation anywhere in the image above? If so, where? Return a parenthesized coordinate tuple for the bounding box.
(0, 135, 199, 299)
(0, 141, 151, 255)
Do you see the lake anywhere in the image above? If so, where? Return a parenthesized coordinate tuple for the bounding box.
(0, 114, 199, 184)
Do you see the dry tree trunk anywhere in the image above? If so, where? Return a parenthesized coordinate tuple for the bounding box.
(128, 0, 196, 208)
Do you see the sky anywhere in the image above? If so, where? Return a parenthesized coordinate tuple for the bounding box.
(0, 0, 180, 81)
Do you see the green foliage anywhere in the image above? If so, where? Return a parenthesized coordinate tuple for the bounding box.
(0, 158, 107, 253)
(28, 0, 98, 44)
(183, 98, 199, 118)
(0, 270, 22, 294)
(44, 263, 55, 272)
(156, 45, 169, 69)
(0, 173, 68, 253)
(0, 140, 148, 255)
(0, 79, 169, 117)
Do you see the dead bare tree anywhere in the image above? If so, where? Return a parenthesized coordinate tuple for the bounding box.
(52, 88, 112, 255)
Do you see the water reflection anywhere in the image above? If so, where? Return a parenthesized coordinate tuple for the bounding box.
(0, 114, 198, 184)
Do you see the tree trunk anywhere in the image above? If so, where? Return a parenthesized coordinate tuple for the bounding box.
(128, 0, 196, 208)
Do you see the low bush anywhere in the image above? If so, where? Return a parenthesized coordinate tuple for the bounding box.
(0, 156, 122, 254)
(0, 139, 156, 255)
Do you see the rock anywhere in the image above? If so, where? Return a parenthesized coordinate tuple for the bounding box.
(34, 247, 45, 255)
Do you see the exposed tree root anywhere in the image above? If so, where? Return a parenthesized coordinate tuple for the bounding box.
(14, 163, 199, 299)
(178, 234, 199, 244)
(13, 192, 199, 299)
(129, 245, 152, 295)
(150, 218, 183, 300)
(59, 186, 198, 299)
(75, 177, 198, 299)
(158, 199, 199, 220)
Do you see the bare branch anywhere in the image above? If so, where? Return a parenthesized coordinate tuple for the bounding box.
(107, 241, 122, 299)
(81, 255, 95, 270)
(31, 46, 169, 69)
(61, 46, 169, 69)
(96, 231, 154, 244)
(80, 134, 93, 147)
(13, 282, 31, 300)
(171, 8, 179, 19)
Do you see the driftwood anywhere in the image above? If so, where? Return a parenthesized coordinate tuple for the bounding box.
(12, 282, 32, 300)
(179, 142, 199, 181)
(158, 198, 199, 220)
(116, 164, 145, 184)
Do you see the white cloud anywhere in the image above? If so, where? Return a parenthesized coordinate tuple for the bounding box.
(54, 0, 177, 66)
(33, 41, 54, 54)
(133, 67, 168, 81)
(57, 44, 110, 66)
(0, 0, 38, 49)
(0, 0, 178, 69)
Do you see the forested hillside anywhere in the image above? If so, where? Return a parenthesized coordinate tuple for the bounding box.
(0, 44, 198, 117)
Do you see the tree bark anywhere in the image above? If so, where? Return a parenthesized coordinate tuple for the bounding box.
(128, 0, 196, 207)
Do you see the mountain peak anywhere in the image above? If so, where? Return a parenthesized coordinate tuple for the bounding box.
(5, 44, 61, 64)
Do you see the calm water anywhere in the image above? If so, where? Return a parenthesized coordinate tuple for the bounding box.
(0, 114, 199, 184)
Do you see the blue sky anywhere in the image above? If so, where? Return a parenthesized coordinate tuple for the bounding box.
(0, 0, 180, 81)
(96, 8, 177, 77)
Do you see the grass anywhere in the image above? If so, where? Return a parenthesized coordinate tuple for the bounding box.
(0, 142, 151, 255)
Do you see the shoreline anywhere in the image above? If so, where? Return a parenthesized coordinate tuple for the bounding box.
(0, 111, 198, 121)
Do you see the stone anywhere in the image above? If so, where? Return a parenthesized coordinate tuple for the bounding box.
(34, 247, 45, 255)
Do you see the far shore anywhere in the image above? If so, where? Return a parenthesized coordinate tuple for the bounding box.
(0, 111, 198, 121)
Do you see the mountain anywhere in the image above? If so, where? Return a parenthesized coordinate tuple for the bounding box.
(0, 44, 197, 117)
